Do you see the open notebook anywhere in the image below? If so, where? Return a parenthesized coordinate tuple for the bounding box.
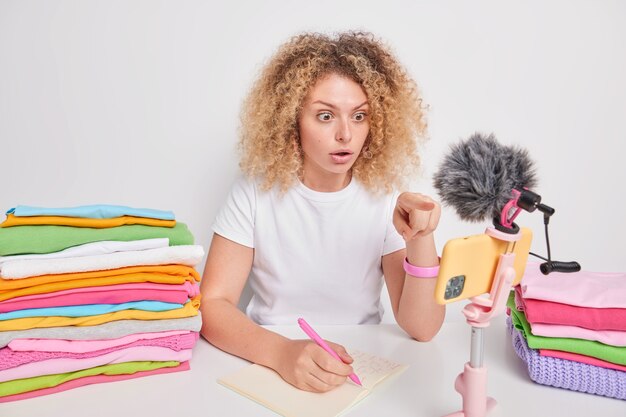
(218, 350, 408, 417)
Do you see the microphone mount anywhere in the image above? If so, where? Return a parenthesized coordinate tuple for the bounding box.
(495, 188, 581, 275)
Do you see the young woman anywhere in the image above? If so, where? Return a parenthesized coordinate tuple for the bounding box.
(200, 31, 445, 393)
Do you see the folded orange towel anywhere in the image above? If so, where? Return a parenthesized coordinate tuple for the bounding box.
(0, 214, 175, 228)
(0, 265, 200, 302)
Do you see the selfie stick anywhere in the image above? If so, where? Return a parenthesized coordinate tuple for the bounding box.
(443, 225, 520, 417)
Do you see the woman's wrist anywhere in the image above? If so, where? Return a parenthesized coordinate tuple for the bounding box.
(403, 257, 440, 278)
(405, 234, 438, 265)
(404, 233, 439, 278)
(263, 333, 292, 371)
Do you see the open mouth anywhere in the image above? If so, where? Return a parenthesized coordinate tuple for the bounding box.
(330, 151, 354, 164)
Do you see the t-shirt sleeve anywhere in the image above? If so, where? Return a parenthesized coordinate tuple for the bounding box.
(382, 190, 405, 256)
(211, 176, 256, 248)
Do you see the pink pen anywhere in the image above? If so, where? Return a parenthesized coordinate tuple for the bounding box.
(297, 317, 362, 386)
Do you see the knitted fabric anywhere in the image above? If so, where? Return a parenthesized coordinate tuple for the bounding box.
(0, 332, 198, 370)
(507, 318, 626, 401)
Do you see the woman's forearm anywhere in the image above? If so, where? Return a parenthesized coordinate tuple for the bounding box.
(396, 234, 445, 341)
(200, 297, 289, 369)
(396, 277, 445, 341)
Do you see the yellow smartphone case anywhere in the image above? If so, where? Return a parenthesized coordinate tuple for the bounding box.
(434, 227, 533, 304)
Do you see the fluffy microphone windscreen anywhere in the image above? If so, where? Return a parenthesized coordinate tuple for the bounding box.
(433, 133, 538, 222)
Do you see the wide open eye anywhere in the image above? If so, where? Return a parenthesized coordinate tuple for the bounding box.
(353, 112, 367, 122)
(317, 112, 333, 121)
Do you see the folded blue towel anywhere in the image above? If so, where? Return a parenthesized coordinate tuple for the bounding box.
(7, 205, 174, 220)
(0, 300, 186, 321)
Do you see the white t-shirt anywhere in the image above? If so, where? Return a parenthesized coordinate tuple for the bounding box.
(212, 176, 405, 325)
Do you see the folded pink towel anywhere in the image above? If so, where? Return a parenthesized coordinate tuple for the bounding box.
(0, 282, 199, 313)
(8, 330, 192, 353)
(515, 286, 626, 331)
(540, 349, 626, 372)
(0, 332, 198, 371)
(530, 322, 626, 346)
(0, 346, 193, 382)
(521, 262, 626, 308)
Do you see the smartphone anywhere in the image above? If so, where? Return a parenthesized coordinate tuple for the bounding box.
(434, 227, 533, 304)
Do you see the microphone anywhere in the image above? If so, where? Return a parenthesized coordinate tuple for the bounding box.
(433, 133, 580, 274)
(432, 133, 537, 229)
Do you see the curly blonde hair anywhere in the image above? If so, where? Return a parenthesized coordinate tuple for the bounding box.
(239, 31, 428, 193)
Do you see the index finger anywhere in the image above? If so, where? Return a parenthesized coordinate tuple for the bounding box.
(397, 193, 436, 212)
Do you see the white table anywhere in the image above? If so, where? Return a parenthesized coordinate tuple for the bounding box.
(0, 321, 623, 417)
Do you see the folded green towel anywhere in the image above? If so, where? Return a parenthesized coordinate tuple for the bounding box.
(0, 223, 194, 256)
(508, 292, 626, 366)
(0, 360, 179, 397)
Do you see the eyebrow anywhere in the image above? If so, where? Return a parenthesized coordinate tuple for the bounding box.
(311, 100, 369, 111)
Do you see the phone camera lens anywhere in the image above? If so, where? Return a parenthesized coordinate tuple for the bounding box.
(444, 275, 465, 300)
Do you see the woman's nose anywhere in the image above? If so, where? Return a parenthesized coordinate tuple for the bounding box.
(335, 118, 352, 143)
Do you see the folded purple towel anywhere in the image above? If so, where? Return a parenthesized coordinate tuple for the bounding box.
(506, 317, 626, 401)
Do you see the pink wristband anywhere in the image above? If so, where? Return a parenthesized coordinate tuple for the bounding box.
(403, 257, 440, 278)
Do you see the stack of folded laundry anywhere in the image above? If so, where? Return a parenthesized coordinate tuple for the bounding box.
(0, 204, 204, 402)
(507, 262, 626, 401)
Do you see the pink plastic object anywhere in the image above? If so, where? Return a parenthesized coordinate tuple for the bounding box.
(403, 257, 440, 278)
(500, 189, 522, 228)
(447, 363, 497, 417)
(443, 227, 521, 417)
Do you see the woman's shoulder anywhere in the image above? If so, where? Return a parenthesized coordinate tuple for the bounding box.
(224, 175, 260, 205)
(230, 174, 267, 192)
(227, 174, 286, 202)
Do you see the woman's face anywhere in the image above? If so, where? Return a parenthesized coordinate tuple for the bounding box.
(298, 73, 370, 191)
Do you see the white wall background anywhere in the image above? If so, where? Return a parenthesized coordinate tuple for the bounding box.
(1, 0, 625, 322)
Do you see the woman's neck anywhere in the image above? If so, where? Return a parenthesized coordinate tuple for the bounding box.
(300, 171, 352, 192)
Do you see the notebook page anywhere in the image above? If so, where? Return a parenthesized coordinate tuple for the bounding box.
(350, 350, 409, 390)
(218, 364, 365, 417)
(217, 351, 408, 417)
